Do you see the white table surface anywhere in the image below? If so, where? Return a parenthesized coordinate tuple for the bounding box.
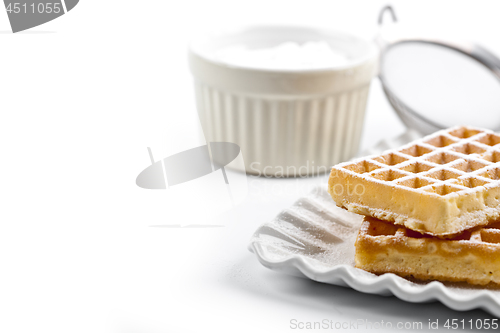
(1, 1, 499, 332)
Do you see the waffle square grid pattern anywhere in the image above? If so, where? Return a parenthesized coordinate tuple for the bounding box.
(355, 216, 500, 285)
(328, 126, 500, 237)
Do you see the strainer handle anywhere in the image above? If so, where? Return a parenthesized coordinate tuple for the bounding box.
(378, 5, 397, 26)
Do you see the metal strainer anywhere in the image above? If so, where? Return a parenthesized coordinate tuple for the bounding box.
(377, 6, 500, 135)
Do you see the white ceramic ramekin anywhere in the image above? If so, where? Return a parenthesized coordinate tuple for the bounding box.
(189, 26, 378, 177)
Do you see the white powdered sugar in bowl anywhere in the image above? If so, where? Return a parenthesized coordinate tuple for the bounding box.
(189, 26, 378, 177)
(210, 41, 350, 70)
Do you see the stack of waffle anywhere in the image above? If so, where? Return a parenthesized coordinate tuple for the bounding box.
(327, 126, 500, 286)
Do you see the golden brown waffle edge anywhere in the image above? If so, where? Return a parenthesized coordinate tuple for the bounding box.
(328, 126, 500, 237)
(354, 216, 500, 286)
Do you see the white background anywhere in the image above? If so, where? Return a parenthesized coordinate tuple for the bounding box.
(1, 0, 500, 332)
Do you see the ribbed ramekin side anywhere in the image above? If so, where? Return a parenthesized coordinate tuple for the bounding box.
(194, 81, 371, 176)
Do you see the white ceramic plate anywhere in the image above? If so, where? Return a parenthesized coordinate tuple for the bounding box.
(248, 131, 500, 317)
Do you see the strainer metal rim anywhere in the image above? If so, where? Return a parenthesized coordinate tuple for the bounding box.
(377, 5, 500, 134)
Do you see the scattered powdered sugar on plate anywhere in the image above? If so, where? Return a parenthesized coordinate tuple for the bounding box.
(248, 185, 500, 316)
(211, 41, 350, 70)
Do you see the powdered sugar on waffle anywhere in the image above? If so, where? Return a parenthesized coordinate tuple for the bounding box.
(335, 126, 500, 197)
(329, 126, 500, 236)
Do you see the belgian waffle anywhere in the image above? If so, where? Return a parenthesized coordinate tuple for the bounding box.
(355, 216, 500, 286)
(328, 126, 500, 237)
